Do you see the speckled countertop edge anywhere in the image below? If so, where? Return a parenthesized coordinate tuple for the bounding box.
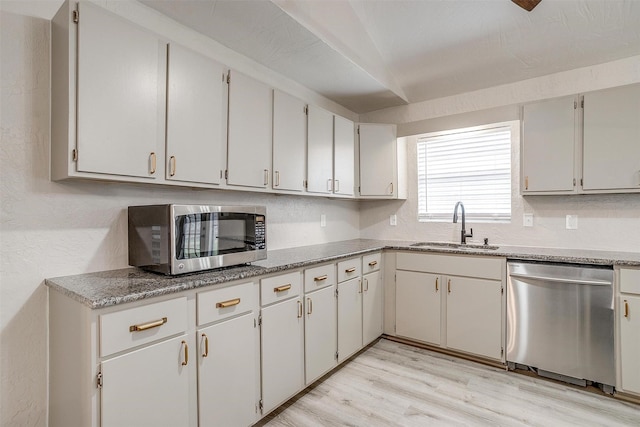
(45, 239, 640, 309)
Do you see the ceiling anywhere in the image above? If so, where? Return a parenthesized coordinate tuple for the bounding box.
(142, 0, 640, 114)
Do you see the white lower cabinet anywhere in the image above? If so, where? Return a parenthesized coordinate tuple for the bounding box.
(395, 271, 441, 345)
(304, 280, 338, 384)
(100, 335, 191, 427)
(362, 266, 383, 346)
(394, 252, 505, 361)
(197, 281, 260, 427)
(338, 277, 363, 363)
(48, 257, 385, 427)
(618, 268, 640, 396)
(197, 312, 259, 427)
(446, 276, 502, 360)
(260, 272, 305, 415)
(619, 295, 640, 394)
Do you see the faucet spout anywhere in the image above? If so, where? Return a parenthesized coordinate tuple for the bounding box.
(453, 201, 473, 244)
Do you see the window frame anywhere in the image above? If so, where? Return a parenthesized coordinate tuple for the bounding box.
(416, 121, 517, 223)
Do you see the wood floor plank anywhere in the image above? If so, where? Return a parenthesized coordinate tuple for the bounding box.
(259, 339, 640, 426)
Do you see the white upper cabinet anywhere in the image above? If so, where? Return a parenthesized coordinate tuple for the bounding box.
(358, 123, 406, 199)
(333, 116, 355, 196)
(582, 83, 640, 192)
(52, 0, 166, 181)
(306, 105, 334, 194)
(227, 70, 272, 188)
(272, 90, 306, 192)
(521, 96, 577, 194)
(166, 44, 227, 185)
(521, 83, 640, 195)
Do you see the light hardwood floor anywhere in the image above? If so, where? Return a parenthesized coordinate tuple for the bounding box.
(259, 338, 640, 426)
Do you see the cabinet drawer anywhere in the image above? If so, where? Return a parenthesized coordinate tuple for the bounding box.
(198, 282, 258, 326)
(261, 271, 302, 306)
(363, 253, 381, 274)
(620, 268, 640, 294)
(337, 258, 361, 283)
(100, 297, 188, 357)
(304, 264, 336, 293)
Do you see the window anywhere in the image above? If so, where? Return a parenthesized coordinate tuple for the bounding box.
(417, 122, 514, 222)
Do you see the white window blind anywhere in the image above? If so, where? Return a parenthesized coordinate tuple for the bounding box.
(417, 125, 512, 222)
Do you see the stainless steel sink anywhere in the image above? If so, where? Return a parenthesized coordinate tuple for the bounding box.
(410, 242, 500, 251)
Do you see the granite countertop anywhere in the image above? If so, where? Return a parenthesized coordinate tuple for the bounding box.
(45, 239, 640, 309)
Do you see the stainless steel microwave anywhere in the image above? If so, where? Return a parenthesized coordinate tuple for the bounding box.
(128, 204, 266, 275)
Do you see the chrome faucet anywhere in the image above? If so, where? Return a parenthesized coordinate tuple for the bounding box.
(453, 201, 473, 244)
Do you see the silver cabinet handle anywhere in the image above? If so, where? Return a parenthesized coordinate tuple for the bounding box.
(274, 171, 280, 187)
(327, 179, 333, 192)
(264, 169, 269, 186)
(169, 156, 176, 177)
(335, 179, 340, 193)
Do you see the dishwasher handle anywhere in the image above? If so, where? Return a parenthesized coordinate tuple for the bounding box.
(508, 272, 612, 286)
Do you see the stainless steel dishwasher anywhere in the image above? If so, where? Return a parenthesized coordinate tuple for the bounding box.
(506, 261, 615, 390)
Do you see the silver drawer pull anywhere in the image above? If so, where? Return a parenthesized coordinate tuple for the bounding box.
(129, 317, 167, 332)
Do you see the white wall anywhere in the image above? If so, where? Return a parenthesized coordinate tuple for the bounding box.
(359, 56, 640, 253)
(0, 4, 359, 425)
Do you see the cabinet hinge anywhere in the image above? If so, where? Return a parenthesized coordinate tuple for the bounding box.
(580, 178, 583, 186)
(257, 315, 262, 327)
(224, 170, 228, 179)
(574, 101, 577, 109)
(72, 9, 79, 24)
(581, 99, 584, 108)
(259, 400, 263, 413)
(573, 178, 576, 187)
(304, 106, 308, 115)
(72, 149, 78, 162)
(357, 126, 360, 135)
(335, 351, 339, 360)
(96, 372, 103, 389)
(335, 288, 339, 298)
(304, 180, 308, 189)
(501, 287, 504, 295)
(501, 347, 504, 356)
(226, 71, 230, 84)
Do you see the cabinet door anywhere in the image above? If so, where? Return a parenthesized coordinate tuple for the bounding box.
(333, 115, 355, 196)
(166, 44, 226, 185)
(305, 285, 337, 384)
(307, 105, 334, 194)
(521, 96, 576, 193)
(76, 1, 165, 179)
(620, 295, 640, 394)
(338, 277, 363, 363)
(100, 336, 190, 427)
(359, 123, 397, 197)
(227, 70, 272, 188)
(261, 297, 305, 414)
(363, 270, 383, 346)
(273, 90, 306, 192)
(583, 84, 640, 191)
(198, 312, 259, 427)
(446, 276, 502, 360)
(395, 271, 441, 345)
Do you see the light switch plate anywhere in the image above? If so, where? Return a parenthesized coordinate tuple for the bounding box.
(390, 214, 397, 226)
(523, 213, 533, 227)
(566, 214, 578, 230)
(320, 214, 326, 227)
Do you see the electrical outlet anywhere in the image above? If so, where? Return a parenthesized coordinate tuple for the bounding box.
(390, 214, 397, 226)
(566, 215, 578, 230)
(523, 213, 533, 227)
(320, 214, 326, 227)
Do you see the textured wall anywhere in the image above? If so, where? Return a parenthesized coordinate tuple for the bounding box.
(360, 132, 640, 252)
(0, 10, 359, 426)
